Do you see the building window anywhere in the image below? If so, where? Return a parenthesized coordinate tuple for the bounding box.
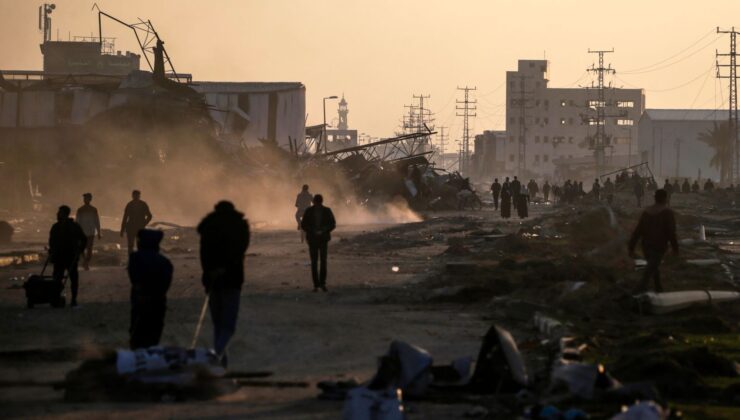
(509, 154, 515, 162)
(529, 62, 535, 68)
(617, 101, 634, 108)
(544, 100, 549, 107)
(510, 99, 517, 106)
(617, 119, 634, 126)
(535, 136, 540, 143)
(569, 100, 575, 106)
(560, 100, 567, 107)
(509, 136, 515, 142)
(589, 120, 605, 126)
(568, 137, 574, 143)
(519, 117, 524, 123)
(535, 155, 540, 162)
(544, 136, 549, 143)
(509, 81, 515, 88)
(560, 118, 566, 125)
(588, 100, 606, 108)
(614, 137, 631, 145)
(509, 117, 515, 124)
(544, 117, 549, 124)
(544, 154, 549, 162)
(535, 100, 540, 106)
(535, 117, 540, 123)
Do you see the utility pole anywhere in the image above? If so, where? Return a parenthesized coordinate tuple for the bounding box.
(585, 49, 616, 177)
(717, 27, 739, 185)
(675, 138, 682, 179)
(509, 76, 534, 176)
(456, 86, 477, 176)
(437, 126, 447, 168)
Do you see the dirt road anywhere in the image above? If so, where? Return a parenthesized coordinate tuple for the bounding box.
(0, 207, 547, 419)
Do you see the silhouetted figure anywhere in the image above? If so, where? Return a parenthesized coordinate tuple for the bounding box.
(502, 177, 511, 192)
(75, 193, 101, 271)
(120, 190, 152, 254)
(295, 185, 313, 243)
(500, 185, 512, 219)
(527, 179, 539, 203)
(629, 189, 678, 293)
(682, 178, 691, 194)
(633, 177, 645, 207)
(663, 180, 674, 204)
(542, 181, 551, 202)
(592, 179, 601, 201)
(603, 177, 615, 205)
(691, 180, 700, 192)
(198, 201, 250, 364)
(510, 176, 521, 210)
(128, 229, 173, 349)
(490, 179, 502, 210)
(49, 206, 87, 307)
(704, 179, 715, 191)
(672, 179, 680, 195)
(301, 194, 336, 292)
(517, 186, 529, 218)
(0, 220, 13, 244)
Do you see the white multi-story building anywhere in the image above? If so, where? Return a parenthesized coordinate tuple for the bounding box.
(505, 60, 645, 180)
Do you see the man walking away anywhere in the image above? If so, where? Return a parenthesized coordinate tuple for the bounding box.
(490, 179, 501, 210)
(704, 179, 715, 191)
(301, 194, 336, 292)
(198, 201, 250, 366)
(629, 189, 678, 293)
(295, 185, 313, 242)
(76, 193, 101, 271)
(49, 206, 87, 307)
(120, 190, 152, 254)
(691, 180, 700, 192)
(592, 179, 601, 201)
(527, 179, 539, 203)
(542, 181, 551, 203)
(682, 178, 691, 194)
(663, 179, 673, 203)
(128, 229, 173, 349)
(517, 185, 529, 218)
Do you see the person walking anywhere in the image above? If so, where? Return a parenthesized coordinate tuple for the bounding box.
(301, 194, 336, 292)
(500, 185, 512, 219)
(128, 229, 173, 349)
(527, 179, 539, 203)
(517, 185, 529, 218)
(604, 177, 615, 205)
(633, 177, 645, 207)
(49, 205, 87, 307)
(592, 179, 601, 201)
(681, 178, 691, 194)
(628, 189, 678, 293)
(120, 190, 152, 254)
(542, 180, 551, 203)
(197, 201, 250, 366)
(490, 179, 502, 210)
(510, 176, 521, 211)
(75, 193, 101, 270)
(295, 185, 313, 243)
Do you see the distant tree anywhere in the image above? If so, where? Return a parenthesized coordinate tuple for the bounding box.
(697, 121, 733, 185)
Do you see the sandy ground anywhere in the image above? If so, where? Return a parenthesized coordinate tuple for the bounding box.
(0, 206, 550, 419)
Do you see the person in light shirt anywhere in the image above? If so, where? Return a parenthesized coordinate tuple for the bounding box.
(75, 193, 101, 271)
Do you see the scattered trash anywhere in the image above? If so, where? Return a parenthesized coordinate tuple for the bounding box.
(610, 400, 666, 420)
(391, 266, 399, 273)
(343, 386, 404, 420)
(550, 363, 621, 400)
(470, 325, 528, 392)
(533, 312, 567, 339)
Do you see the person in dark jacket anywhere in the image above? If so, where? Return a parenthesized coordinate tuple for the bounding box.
(682, 178, 691, 194)
(542, 181, 551, 202)
(527, 179, 539, 203)
(628, 189, 679, 293)
(490, 179, 502, 210)
(197, 201, 250, 362)
(704, 179, 715, 191)
(128, 229, 173, 349)
(633, 177, 645, 207)
(592, 179, 601, 201)
(500, 185, 512, 219)
(120, 190, 153, 254)
(301, 194, 336, 292)
(49, 205, 87, 307)
(603, 177, 615, 205)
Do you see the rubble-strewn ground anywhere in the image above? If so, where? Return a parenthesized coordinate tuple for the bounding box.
(1, 191, 739, 418)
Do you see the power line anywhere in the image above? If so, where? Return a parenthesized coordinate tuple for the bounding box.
(621, 33, 721, 75)
(621, 29, 716, 73)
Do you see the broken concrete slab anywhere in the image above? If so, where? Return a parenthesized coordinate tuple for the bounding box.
(636, 290, 740, 314)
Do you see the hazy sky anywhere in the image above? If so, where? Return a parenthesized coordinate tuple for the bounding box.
(2, 0, 739, 143)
